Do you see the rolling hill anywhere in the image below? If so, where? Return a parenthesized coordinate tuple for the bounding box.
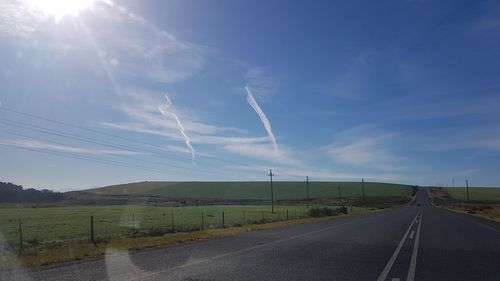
(70, 181, 412, 201)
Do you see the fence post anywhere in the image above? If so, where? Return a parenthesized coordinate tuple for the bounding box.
(90, 216, 95, 244)
(18, 218, 23, 254)
(262, 210, 264, 220)
(286, 210, 289, 220)
(201, 211, 204, 230)
(243, 211, 246, 225)
(222, 212, 225, 227)
(132, 213, 135, 234)
(171, 212, 174, 232)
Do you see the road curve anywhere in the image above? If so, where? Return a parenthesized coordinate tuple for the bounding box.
(2, 188, 500, 281)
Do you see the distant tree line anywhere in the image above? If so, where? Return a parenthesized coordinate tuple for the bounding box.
(0, 182, 66, 203)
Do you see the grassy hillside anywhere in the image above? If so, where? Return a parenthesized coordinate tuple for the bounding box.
(81, 181, 177, 195)
(445, 187, 500, 202)
(76, 181, 412, 200)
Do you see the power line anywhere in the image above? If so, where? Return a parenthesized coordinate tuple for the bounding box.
(0, 107, 268, 169)
(0, 117, 194, 164)
(0, 107, 190, 157)
(0, 118, 237, 178)
(0, 108, 323, 181)
(0, 142, 166, 174)
(0, 143, 225, 181)
(0, 128, 224, 178)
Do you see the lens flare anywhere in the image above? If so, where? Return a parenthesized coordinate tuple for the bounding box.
(23, 0, 96, 22)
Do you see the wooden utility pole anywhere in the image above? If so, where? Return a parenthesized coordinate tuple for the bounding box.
(201, 211, 204, 230)
(306, 176, 310, 208)
(18, 218, 23, 253)
(90, 216, 95, 244)
(466, 179, 470, 202)
(171, 212, 174, 232)
(361, 178, 366, 202)
(269, 169, 275, 213)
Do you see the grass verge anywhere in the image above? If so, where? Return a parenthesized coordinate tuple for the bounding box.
(1, 208, 379, 270)
(427, 187, 500, 222)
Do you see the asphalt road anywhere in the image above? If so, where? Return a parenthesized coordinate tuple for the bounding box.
(3, 188, 500, 281)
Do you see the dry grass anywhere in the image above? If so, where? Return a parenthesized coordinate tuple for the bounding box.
(427, 188, 500, 222)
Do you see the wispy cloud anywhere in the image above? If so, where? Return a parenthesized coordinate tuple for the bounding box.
(244, 86, 280, 157)
(158, 94, 196, 161)
(0, 139, 140, 155)
(416, 123, 500, 152)
(0, 0, 204, 85)
(85, 2, 206, 85)
(223, 143, 296, 165)
(229, 163, 406, 182)
(323, 125, 408, 172)
(101, 89, 287, 163)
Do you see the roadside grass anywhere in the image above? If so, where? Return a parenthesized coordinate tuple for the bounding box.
(1, 207, 379, 269)
(0, 182, 413, 269)
(0, 195, 412, 248)
(427, 188, 500, 222)
(444, 187, 500, 202)
(0, 204, 314, 246)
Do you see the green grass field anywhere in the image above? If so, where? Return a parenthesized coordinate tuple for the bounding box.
(0, 181, 412, 248)
(445, 187, 500, 202)
(80, 181, 411, 200)
(0, 204, 364, 247)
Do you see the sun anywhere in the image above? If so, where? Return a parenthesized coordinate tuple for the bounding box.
(24, 0, 96, 22)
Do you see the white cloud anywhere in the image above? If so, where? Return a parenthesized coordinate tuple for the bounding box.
(0, 139, 140, 155)
(159, 94, 196, 161)
(224, 143, 296, 165)
(323, 126, 408, 172)
(229, 164, 406, 182)
(244, 86, 280, 156)
(101, 89, 291, 164)
(417, 124, 500, 152)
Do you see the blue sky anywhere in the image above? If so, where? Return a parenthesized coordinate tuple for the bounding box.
(1, 0, 500, 190)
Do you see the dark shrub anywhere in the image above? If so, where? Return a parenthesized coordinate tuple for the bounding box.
(27, 238, 40, 247)
(338, 206, 348, 214)
(308, 206, 348, 217)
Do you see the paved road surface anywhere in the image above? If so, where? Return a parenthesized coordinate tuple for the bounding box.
(2, 188, 500, 280)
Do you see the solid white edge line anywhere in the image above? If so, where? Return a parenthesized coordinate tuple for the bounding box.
(406, 212, 423, 281)
(376, 211, 420, 281)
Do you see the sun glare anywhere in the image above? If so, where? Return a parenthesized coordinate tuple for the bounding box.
(24, 0, 95, 22)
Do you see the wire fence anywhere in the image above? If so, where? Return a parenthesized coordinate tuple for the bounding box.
(1, 205, 321, 251)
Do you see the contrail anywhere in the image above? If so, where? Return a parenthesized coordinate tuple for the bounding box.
(158, 95, 196, 162)
(244, 86, 279, 156)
